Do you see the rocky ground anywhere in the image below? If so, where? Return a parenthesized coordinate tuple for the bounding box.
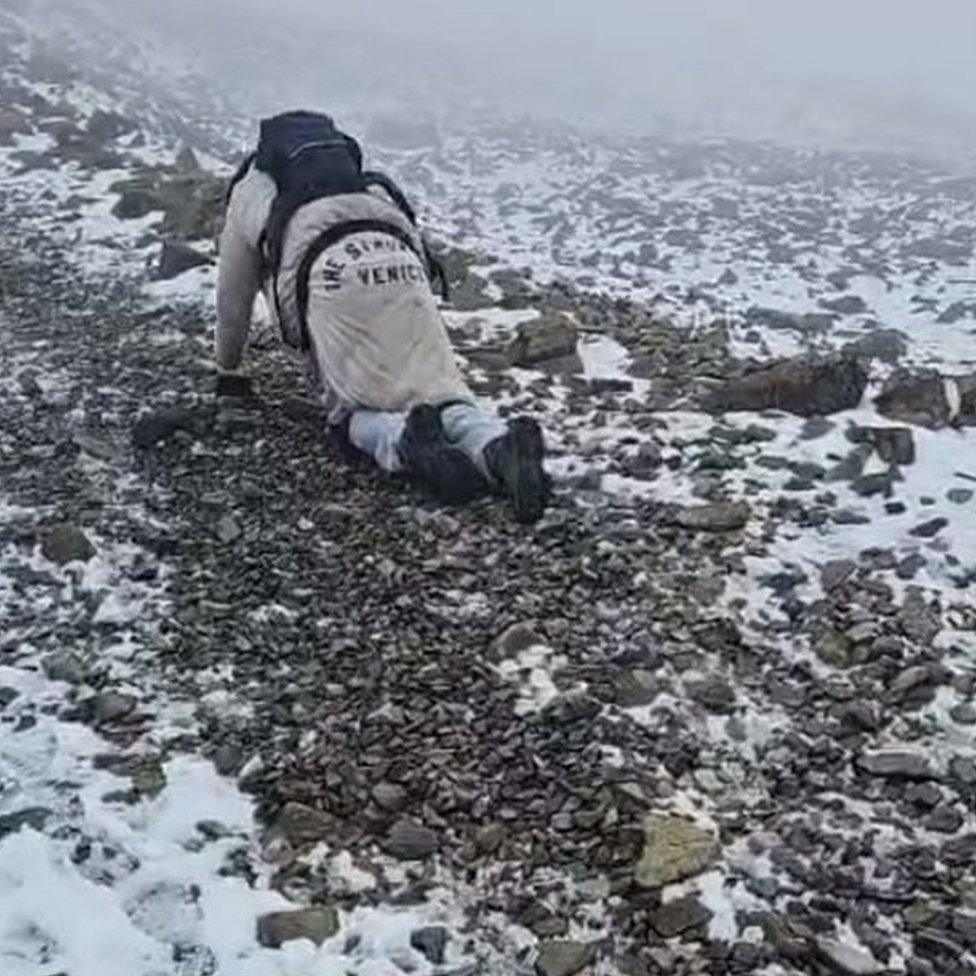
(2, 5, 976, 976)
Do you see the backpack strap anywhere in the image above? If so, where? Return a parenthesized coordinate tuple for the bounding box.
(362, 171, 449, 300)
(291, 218, 427, 352)
(362, 170, 417, 225)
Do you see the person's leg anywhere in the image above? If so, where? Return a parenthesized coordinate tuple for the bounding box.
(439, 402, 509, 477)
(440, 402, 549, 524)
(348, 410, 406, 472)
(348, 405, 487, 504)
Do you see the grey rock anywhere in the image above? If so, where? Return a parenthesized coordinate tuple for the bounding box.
(493, 621, 539, 659)
(276, 802, 342, 845)
(110, 166, 225, 240)
(635, 815, 719, 888)
(42, 651, 86, 685)
(410, 926, 449, 965)
(852, 472, 895, 498)
(72, 432, 119, 461)
(506, 312, 578, 367)
(814, 629, 853, 668)
(685, 676, 736, 714)
(383, 818, 439, 860)
(875, 370, 976, 429)
(819, 295, 868, 315)
(612, 669, 658, 708)
(948, 489, 974, 504)
(213, 744, 243, 776)
(517, 899, 569, 938)
(821, 559, 856, 591)
(896, 554, 928, 580)
(815, 937, 884, 975)
(898, 589, 941, 644)
(673, 501, 750, 532)
(825, 445, 873, 483)
(855, 750, 932, 779)
(131, 408, 197, 448)
(215, 515, 242, 545)
(950, 703, 976, 725)
(830, 509, 871, 525)
(887, 666, 939, 704)
(371, 782, 408, 812)
(650, 895, 714, 938)
(86, 109, 136, 141)
(848, 424, 916, 465)
(175, 146, 201, 171)
(708, 353, 868, 417)
(949, 756, 976, 786)
(91, 692, 137, 724)
(40, 523, 96, 565)
(256, 907, 339, 948)
(910, 517, 948, 539)
(941, 834, 976, 867)
(535, 940, 595, 976)
(0, 807, 53, 838)
(156, 240, 211, 281)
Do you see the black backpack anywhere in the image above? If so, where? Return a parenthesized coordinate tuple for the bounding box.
(225, 110, 447, 349)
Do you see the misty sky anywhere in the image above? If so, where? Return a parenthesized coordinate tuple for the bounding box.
(102, 0, 976, 156)
(253, 0, 976, 104)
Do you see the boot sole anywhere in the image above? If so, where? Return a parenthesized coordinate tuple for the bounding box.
(506, 418, 548, 524)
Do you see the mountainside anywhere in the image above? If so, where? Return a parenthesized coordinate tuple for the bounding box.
(2, 4, 976, 976)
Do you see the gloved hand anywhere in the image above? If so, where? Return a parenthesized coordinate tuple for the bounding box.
(215, 371, 253, 398)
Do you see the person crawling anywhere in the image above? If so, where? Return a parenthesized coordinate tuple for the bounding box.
(215, 110, 549, 524)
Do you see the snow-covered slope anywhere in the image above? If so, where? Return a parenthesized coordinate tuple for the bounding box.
(2, 5, 976, 976)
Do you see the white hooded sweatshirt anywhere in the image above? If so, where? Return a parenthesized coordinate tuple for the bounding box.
(216, 167, 471, 422)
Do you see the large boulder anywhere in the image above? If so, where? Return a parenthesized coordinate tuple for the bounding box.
(708, 353, 869, 417)
(874, 370, 976, 429)
(506, 312, 579, 367)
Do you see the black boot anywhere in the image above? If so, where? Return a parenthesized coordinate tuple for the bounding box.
(398, 405, 488, 505)
(484, 417, 550, 524)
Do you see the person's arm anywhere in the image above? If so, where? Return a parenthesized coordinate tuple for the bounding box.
(215, 199, 262, 376)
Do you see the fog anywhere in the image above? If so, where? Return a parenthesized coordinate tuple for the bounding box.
(58, 0, 976, 158)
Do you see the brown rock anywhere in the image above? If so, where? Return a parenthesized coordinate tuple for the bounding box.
(709, 354, 868, 417)
(256, 907, 339, 948)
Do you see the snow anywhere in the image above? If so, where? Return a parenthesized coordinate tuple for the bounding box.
(0, 665, 479, 976)
(3, 7, 976, 970)
(496, 644, 569, 716)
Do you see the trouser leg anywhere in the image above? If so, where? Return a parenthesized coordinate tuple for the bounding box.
(439, 402, 509, 480)
(348, 410, 407, 473)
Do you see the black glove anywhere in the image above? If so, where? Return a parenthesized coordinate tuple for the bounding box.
(215, 372, 253, 398)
